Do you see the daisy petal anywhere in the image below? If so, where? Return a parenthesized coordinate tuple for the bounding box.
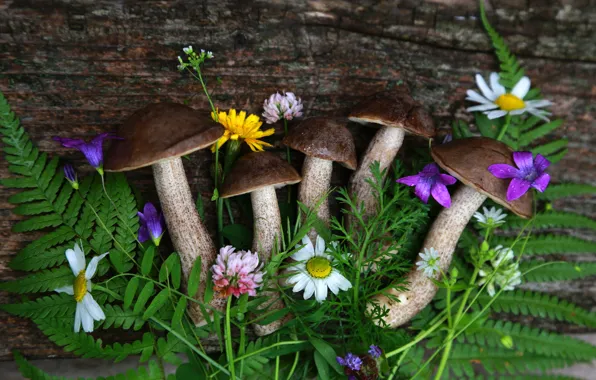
(314, 280, 328, 302)
(489, 72, 506, 97)
(476, 74, 496, 100)
(66, 247, 85, 276)
(466, 103, 499, 112)
(55, 285, 74, 295)
(512, 151, 535, 172)
(74, 303, 82, 333)
(303, 281, 315, 300)
(292, 275, 310, 293)
(532, 173, 550, 192)
(488, 164, 520, 179)
(466, 90, 492, 104)
(315, 235, 326, 256)
(511, 76, 531, 99)
(527, 108, 551, 122)
(85, 252, 109, 280)
(486, 110, 508, 119)
(292, 236, 314, 261)
(83, 294, 106, 321)
(80, 303, 95, 332)
(507, 178, 532, 201)
(525, 99, 552, 108)
(431, 182, 452, 208)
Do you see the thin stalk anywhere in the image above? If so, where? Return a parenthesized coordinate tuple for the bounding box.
(283, 118, 293, 205)
(496, 114, 511, 141)
(239, 325, 246, 377)
(225, 296, 237, 380)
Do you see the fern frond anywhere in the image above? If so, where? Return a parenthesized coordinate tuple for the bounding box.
(100, 304, 146, 331)
(0, 293, 75, 319)
(503, 212, 596, 231)
(495, 235, 596, 255)
(518, 120, 564, 147)
(521, 261, 596, 282)
(477, 290, 596, 328)
(538, 183, 596, 201)
(13, 351, 64, 380)
(460, 320, 596, 361)
(448, 343, 575, 377)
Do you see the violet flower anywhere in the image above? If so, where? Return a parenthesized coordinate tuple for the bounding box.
(488, 151, 550, 201)
(336, 353, 362, 371)
(397, 163, 457, 208)
(137, 202, 166, 246)
(211, 246, 264, 298)
(262, 91, 303, 124)
(53, 133, 122, 175)
(63, 164, 79, 190)
(368, 345, 382, 359)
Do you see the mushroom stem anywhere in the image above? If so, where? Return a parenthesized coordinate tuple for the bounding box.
(153, 158, 225, 325)
(349, 126, 405, 217)
(298, 156, 333, 242)
(369, 186, 486, 328)
(250, 186, 288, 336)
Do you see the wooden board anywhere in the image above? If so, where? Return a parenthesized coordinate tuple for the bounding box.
(1, 0, 595, 361)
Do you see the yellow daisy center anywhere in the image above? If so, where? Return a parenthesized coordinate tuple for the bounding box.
(495, 94, 525, 111)
(306, 257, 332, 279)
(73, 270, 87, 302)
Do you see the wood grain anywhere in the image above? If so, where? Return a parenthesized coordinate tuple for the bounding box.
(1, 0, 595, 361)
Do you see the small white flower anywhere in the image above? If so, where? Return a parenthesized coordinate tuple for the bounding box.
(55, 243, 109, 333)
(466, 72, 552, 121)
(183, 45, 193, 54)
(473, 206, 507, 228)
(206, 51, 214, 59)
(477, 245, 521, 297)
(286, 235, 351, 302)
(416, 247, 440, 278)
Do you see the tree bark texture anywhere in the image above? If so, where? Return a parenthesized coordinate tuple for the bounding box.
(1, 0, 595, 360)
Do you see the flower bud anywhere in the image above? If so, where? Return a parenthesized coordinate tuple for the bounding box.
(63, 164, 79, 190)
(500, 335, 514, 349)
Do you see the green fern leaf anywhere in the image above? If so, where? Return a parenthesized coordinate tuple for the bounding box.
(477, 290, 596, 328)
(8, 188, 45, 204)
(460, 320, 596, 361)
(0, 266, 72, 293)
(503, 212, 596, 231)
(10, 227, 77, 271)
(531, 139, 568, 158)
(518, 120, 563, 147)
(538, 183, 596, 201)
(100, 304, 146, 331)
(521, 261, 596, 282)
(12, 213, 63, 232)
(495, 235, 596, 255)
(13, 351, 65, 380)
(1, 293, 75, 320)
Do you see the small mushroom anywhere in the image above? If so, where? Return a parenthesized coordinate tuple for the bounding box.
(348, 89, 435, 218)
(221, 151, 301, 335)
(104, 102, 226, 325)
(283, 117, 357, 241)
(368, 137, 533, 328)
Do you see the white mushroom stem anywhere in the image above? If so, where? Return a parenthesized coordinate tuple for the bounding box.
(153, 158, 225, 325)
(251, 186, 288, 336)
(298, 156, 333, 242)
(368, 186, 486, 328)
(349, 126, 405, 218)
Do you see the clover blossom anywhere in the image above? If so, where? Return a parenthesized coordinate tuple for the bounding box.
(416, 247, 440, 278)
(397, 163, 457, 208)
(137, 202, 166, 246)
(488, 151, 550, 201)
(53, 133, 121, 175)
(63, 164, 79, 190)
(211, 246, 264, 298)
(262, 91, 304, 124)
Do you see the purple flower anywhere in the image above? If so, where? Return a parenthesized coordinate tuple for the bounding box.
(137, 202, 165, 246)
(488, 152, 550, 201)
(53, 133, 122, 174)
(337, 353, 362, 371)
(63, 164, 79, 190)
(368, 345, 382, 359)
(397, 163, 457, 208)
(262, 91, 303, 124)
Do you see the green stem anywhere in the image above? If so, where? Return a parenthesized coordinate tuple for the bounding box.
(225, 297, 236, 380)
(195, 68, 218, 121)
(496, 114, 511, 141)
(434, 338, 453, 380)
(239, 326, 246, 377)
(284, 119, 293, 205)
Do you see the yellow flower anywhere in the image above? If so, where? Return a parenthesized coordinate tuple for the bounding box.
(211, 109, 275, 152)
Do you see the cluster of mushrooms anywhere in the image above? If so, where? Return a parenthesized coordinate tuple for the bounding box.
(103, 88, 532, 335)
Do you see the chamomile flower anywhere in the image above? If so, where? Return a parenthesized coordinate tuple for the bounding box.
(286, 235, 352, 302)
(473, 206, 507, 228)
(416, 247, 440, 278)
(54, 243, 108, 333)
(466, 72, 552, 121)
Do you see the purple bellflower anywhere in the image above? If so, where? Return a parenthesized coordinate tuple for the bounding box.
(488, 151, 550, 201)
(63, 164, 79, 190)
(337, 353, 362, 372)
(368, 344, 382, 359)
(53, 133, 121, 175)
(137, 202, 166, 246)
(397, 163, 457, 208)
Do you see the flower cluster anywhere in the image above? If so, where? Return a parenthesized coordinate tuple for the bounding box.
(177, 45, 214, 72)
(473, 207, 507, 229)
(337, 345, 382, 379)
(477, 245, 522, 297)
(211, 246, 264, 298)
(211, 109, 275, 152)
(137, 202, 166, 246)
(287, 235, 352, 302)
(262, 92, 304, 124)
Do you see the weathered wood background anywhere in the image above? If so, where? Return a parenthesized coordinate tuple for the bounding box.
(1, 0, 595, 362)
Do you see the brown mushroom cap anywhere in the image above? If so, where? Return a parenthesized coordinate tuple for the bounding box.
(221, 151, 302, 198)
(283, 117, 357, 170)
(104, 103, 223, 172)
(431, 137, 533, 219)
(348, 89, 436, 138)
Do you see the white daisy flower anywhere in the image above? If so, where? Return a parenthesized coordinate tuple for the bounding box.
(466, 72, 552, 121)
(473, 206, 507, 228)
(416, 247, 440, 278)
(55, 242, 109, 333)
(286, 235, 351, 302)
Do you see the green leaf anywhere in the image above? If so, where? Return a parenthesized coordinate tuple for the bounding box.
(495, 235, 596, 255)
(222, 223, 252, 249)
(159, 253, 181, 290)
(531, 139, 568, 157)
(521, 261, 596, 282)
(196, 193, 205, 221)
(143, 289, 170, 320)
(503, 212, 596, 231)
(141, 246, 155, 276)
(1, 293, 75, 320)
(0, 266, 72, 293)
(134, 282, 155, 314)
(519, 119, 563, 147)
(313, 350, 330, 380)
(538, 183, 596, 201)
(171, 297, 187, 330)
(124, 277, 140, 310)
(187, 256, 202, 298)
(310, 338, 343, 374)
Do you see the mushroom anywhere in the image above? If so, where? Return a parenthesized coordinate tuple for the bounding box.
(221, 151, 301, 335)
(348, 89, 435, 219)
(368, 137, 533, 328)
(283, 117, 357, 241)
(104, 102, 226, 325)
